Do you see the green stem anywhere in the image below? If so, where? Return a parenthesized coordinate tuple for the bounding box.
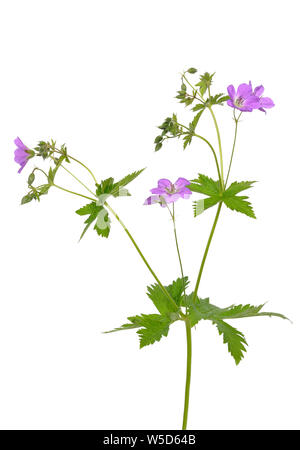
(54, 149, 98, 184)
(193, 202, 222, 302)
(182, 73, 204, 103)
(50, 156, 97, 197)
(208, 106, 224, 188)
(53, 184, 95, 202)
(177, 122, 222, 185)
(225, 112, 242, 188)
(68, 155, 98, 184)
(170, 204, 187, 304)
(193, 132, 222, 186)
(105, 202, 180, 313)
(182, 318, 192, 430)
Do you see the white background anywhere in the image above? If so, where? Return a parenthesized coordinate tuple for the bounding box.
(0, 0, 299, 430)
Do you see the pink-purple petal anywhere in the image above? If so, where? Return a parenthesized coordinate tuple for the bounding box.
(157, 178, 172, 190)
(150, 187, 166, 194)
(254, 85, 264, 97)
(174, 177, 190, 189)
(244, 95, 260, 108)
(14, 136, 27, 150)
(260, 97, 275, 108)
(236, 83, 252, 98)
(144, 195, 160, 205)
(227, 85, 236, 100)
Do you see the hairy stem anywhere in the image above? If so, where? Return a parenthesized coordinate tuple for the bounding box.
(105, 202, 180, 313)
(54, 149, 98, 184)
(166, 204, 187, 310)
(193, 202, 222, 302)
(53, 184, 95, 202)
(208, 106, 224, 188)
(177, 122, 222, 185)
(182, 318, 192, 430)
(50, 155, 97, 197)
(225, 111, 242, 188)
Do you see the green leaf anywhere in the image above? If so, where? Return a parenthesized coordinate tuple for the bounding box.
(222, 181, 256, 219)
(76, 202, 97, 216)
(38, 184, 50, 195)
(188, 297, 289, 324)
(193, 197, 220, 216)
(215, 303, 289, 321)
(96, 170, 145, 198)
(208, 93, 230, 106)
(94, 208, 111, 238)
(166, 277, 189, 306)
(195, 72, 215, 96)
(225, 181, 256, 196)
(192, 103, 205, 112)
(147, 282, 180, 315)
(137, 314, 173, 348)
(96, 177, 115, 196)
(111, 169, 145, 197)
(105, 313, 173, 348)
(183, 133, 192, 149)
(104, 315, 147, 333)
(188, 298, 220, 326)
(223, 195, 256, 219)
(76, 202, 110, 240)
(189, 174, 220, 196)
(214, 320, 247, 365)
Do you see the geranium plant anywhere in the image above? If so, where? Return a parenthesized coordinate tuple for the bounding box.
(15, 68, 287, 430)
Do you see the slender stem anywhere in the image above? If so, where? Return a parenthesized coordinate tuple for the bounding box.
(182, 73, 204, 104)
(68, 155, 98, 184)
(177, 122, 222, 185)
(50, 156, 97, 197)
(170, 204, 187, 304)
(105, 202, 180, 313)
(53, 149, 98, 184)
(193, 202, 222, 302)
(225, 112, 242, 188)
(61, 163, 96, 197)
(193, 132, 222, 186)
(208, 106, 224, 188)
(53, 184, 95, 202)
(182, 318, 192, 430)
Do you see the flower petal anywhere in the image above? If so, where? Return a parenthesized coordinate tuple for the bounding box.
(237, 83, 252, 99)
(227, 99, 235, 108)
(227, 85, 236, 100)
(254, 85, 264, 97)
(178, 187, 192, 199)
(164, 193, 181, 203)
(244, 95, 260, 108)
(144, 195, 160, 205)
(260, 97, 275, 108)
(157, 179, 172, 190)
(150, 187, 166, 194)
(14, 136, 27, 150)
(174, 177, 190, 189)
(14, 148, 28, 164)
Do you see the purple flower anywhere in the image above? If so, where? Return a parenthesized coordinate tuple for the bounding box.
(227, 83, 260, 112)
(14, 137, 32, 173)
(144, 178, 192, 207)
(251, 83, 275, 113)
